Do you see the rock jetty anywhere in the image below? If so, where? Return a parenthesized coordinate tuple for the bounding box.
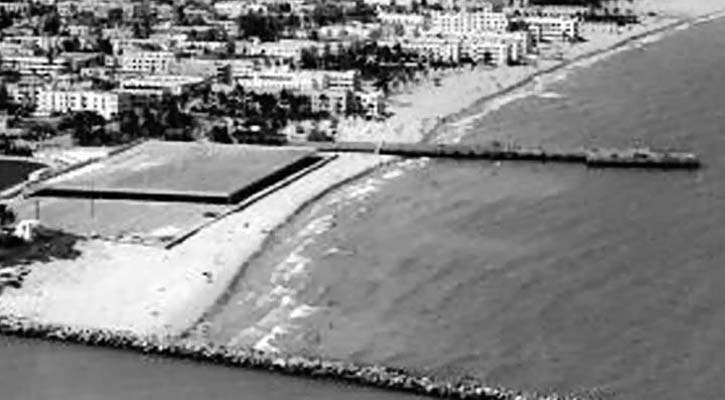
(0, 314, 574, 400)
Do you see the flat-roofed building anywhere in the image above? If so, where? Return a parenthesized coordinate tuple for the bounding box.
(459, 39, 508, 65)
(0, 1, 29, 14)
(213, 0, 251, 18)
(524, 16, 579, 42)
(236, 69, 327, 93)
(388, 36, 460, 63)
(326, 70, 359, 92)
(431, 10, 509, 35)
(36, 90, 130, 120)
(236, 39, 327, 62)
(119, 75, 207, 96)
(302, 89, 352, 116)
(378, 12, 425, 29)
(0, 55, 69, 76)
(503, 4, 589, 18)
(118, 51, 176, 74)
(6, 76, 47, 107)
(353, 90, 385, 118)
(460, 30, 531, 63)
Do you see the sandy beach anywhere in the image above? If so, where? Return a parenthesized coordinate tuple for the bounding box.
(2, 0, 725, 348)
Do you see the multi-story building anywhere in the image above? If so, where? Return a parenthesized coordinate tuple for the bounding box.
(213, 1, 249, 19)
(119, 75, 207, 97)
(325, 70, 359, 92)
(353, 90, 385, 118)
(0, 2, 29, 14)
(236, 39, 351, 62)
(236, 69, 328, 93)
(523, 16, 579, 42)
(56, 0, 78, 17)
(459, 39, 508, 65)
(431, 10, 509, 35)
(36, 90, 130, 120)
(388, 36, 460, 63)
(303, 89, 352, 116)
(461, 30, 531, 63)
(67, 24, 92, 37)
(6, 76, 47, 107)
(118, 51, 176, 74)
(378, 12, 425, 30)
(503, 4, 589, 18)
(0, 55, 69, 77)
(3, 35, 64, 52)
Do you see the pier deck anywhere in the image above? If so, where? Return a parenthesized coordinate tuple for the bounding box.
(307, 141, 700, 170)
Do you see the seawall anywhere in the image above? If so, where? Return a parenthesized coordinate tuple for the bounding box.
(0, 314, 574, 400)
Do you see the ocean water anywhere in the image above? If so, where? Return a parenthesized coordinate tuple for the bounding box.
(201, 16, 725, 400)
(0, 160, 45, 190)
(0, 336, 420, 400)
(0, 160, 421, 399)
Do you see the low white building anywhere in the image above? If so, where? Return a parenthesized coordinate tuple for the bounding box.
(119, 75, 207, 96)
(431, 10, 509, 35)
(236, 69, 327, 93)
(0, 55, 69, 76)
(460, 39, 508, 65)
(523, 16, 580, 42)
(378, 12, 425, 30)
(213, 1, 250, 18)
(388, 36, 460, 63)
(118, 51, 176, 74)
(36, 90, 130, 120)
(354, 90, 385, 118)
(0, 2, 29, 14)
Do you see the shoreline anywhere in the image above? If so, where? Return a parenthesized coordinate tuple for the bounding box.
(2, 5, 725, 399)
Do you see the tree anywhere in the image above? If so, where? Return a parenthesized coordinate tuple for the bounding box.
(69, 111, 105, 146)
(0, 9, 13, 30)
(42, 12, 61, 35)
(0, 84, 9, 111)
(119, 110, 140, 138)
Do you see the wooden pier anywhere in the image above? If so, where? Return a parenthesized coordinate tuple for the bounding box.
(306, 141, 701, 170)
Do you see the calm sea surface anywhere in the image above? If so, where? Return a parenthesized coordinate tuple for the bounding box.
(3, 17, 725, 400)
(0, 160, 45, 190)
(205, 17, 725, 400)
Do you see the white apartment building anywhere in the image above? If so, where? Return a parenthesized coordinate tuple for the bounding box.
(503, 5, 589, 18)
(6, 76, 46, 106)
(326, 70, 359, 92)
(67, 24, 92, 37)
(36, 90, 130, 120)
(460, 40, 508, 65)
(119, 75, 207, 96)
(354, 90, 385, 118)
(236, 39, 313, 61)
(302, 89, 352, 116)
(56, 0, 77, 17)
(213, 1, 250, 18)
(236, 69, 327, 93)
(378, 12, 425, 28)
(392, 36, 460, 63)
(0, 55, 69, 76)
(0, 2, 29, 14)
(524, 16, 579, 42)
(461, 30, 531, 63)
(118, 51, 176, 74)
(431, 10, 509, 35)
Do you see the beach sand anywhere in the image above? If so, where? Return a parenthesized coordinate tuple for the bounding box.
(0, 153, 393, 336)
(2, 0, 724, 348)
